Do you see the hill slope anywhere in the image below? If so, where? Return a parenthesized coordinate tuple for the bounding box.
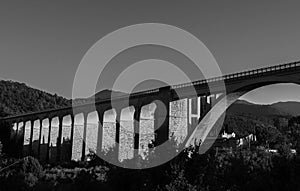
(0, 80, 71, 117)
(271, 101, 300, 116)
(227, 99, 290, 118)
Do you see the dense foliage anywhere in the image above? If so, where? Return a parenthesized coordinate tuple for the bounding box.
(0, 80, 71, 117)
(1, 143, 300, 190)
(0, 114, 300, 190)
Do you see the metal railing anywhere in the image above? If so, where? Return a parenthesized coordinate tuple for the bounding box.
(171, 60, 300, 89)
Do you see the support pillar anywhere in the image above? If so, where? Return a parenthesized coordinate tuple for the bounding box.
(81, 113, 88, 161)
(46, 118, 52, 163)
(200, 96, 207, 118)
(29, 120, 34, 156)
(20, 122, 25, 158)
(210, 94, 217, 136)
(14, 122, 20, 158)
(154, 87, 171, 147)
(115, 108, 122, 161)
(96, 109, 105, 156)
(210, 94, 216, 106)
(69, 115, 75, 161)
(133, 105, 141, 158)
(14, 122, 19, 142)
(56, 116, 63, 162)
(37, 119, 42, 159)
(188, 97, 200, 135)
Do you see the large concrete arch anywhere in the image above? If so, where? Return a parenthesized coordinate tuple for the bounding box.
(186, 80, 300, 154)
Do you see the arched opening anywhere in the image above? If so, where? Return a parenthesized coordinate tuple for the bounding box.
(102, 109, 117, 152)
(39, 118, 49, 161)
(71, 113, 84, 161)
(59, 115, 72, 161)
(41, 119, 49, 145)
(23, 121, 31, 156)
(49, 117, 59, 147)
(85, 111, 99, 155)
(139, 103, 156, 158)
(62, 115, 72, 143)
(119, 106, 135, 161)
(32, 119, 41, 157)
(48, 117, 59, 162)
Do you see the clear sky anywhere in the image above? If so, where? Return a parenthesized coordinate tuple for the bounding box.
(1, 1, 300, 103)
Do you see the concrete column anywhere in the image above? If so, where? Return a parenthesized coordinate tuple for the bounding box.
(69, 115, 75, 161)
(56, 116, 63, 162)
(188, 97, 200, 135)
(81, 113, 88, 161)
(154, 87, 171, 147)
(207, 95, 212, 110)
(210, 94, 216, 106)
(115, 108, 122, 161)
(29, 120, 34, 156)
(14, 122, 19, 141)
(133, 105, 141, 158)
(37, 119, 42, 160)
(46, 118, 52, 162)
(96, 109, 105, 156)
(200, 96, 207, 118)
(14, 122, 20, 157)
(20, 121, 25, 158)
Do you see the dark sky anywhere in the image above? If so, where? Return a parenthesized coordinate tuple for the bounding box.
(1, 1, 300, 103)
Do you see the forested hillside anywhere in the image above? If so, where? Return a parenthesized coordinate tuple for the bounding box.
(271, 101, 300, 116)
(0, 80, 71, 117)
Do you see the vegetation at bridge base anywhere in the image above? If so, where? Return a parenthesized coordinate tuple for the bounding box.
(2, 79, 300, 190)
(0, 117, 300, 191)
(0, 122, 300, 191)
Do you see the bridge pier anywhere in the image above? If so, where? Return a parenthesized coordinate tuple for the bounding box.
(37, 119, 42, 160)
(81, 113, 88, 161)
(188, 97, 200, 136)
(115, 108, 122, 161)
(29, 120, 34, 156)
(46, 118, 52, 163)
(154, 87, 171, 147)
(200, 96, 209, 118)
(133, 104, 142, 159)
(69, 115, 75, 161)
(14, 122, 19, 141)
(57, 116, 63, 162)
(96, 108, 105, 156)
(19, 122, 25, 158)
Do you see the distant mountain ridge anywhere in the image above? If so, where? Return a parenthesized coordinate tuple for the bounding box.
(72, 89, 127, 105)
(233, 99, 300, 117)
(271, 101, 300, 117)
(228, 99, 291, 118)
